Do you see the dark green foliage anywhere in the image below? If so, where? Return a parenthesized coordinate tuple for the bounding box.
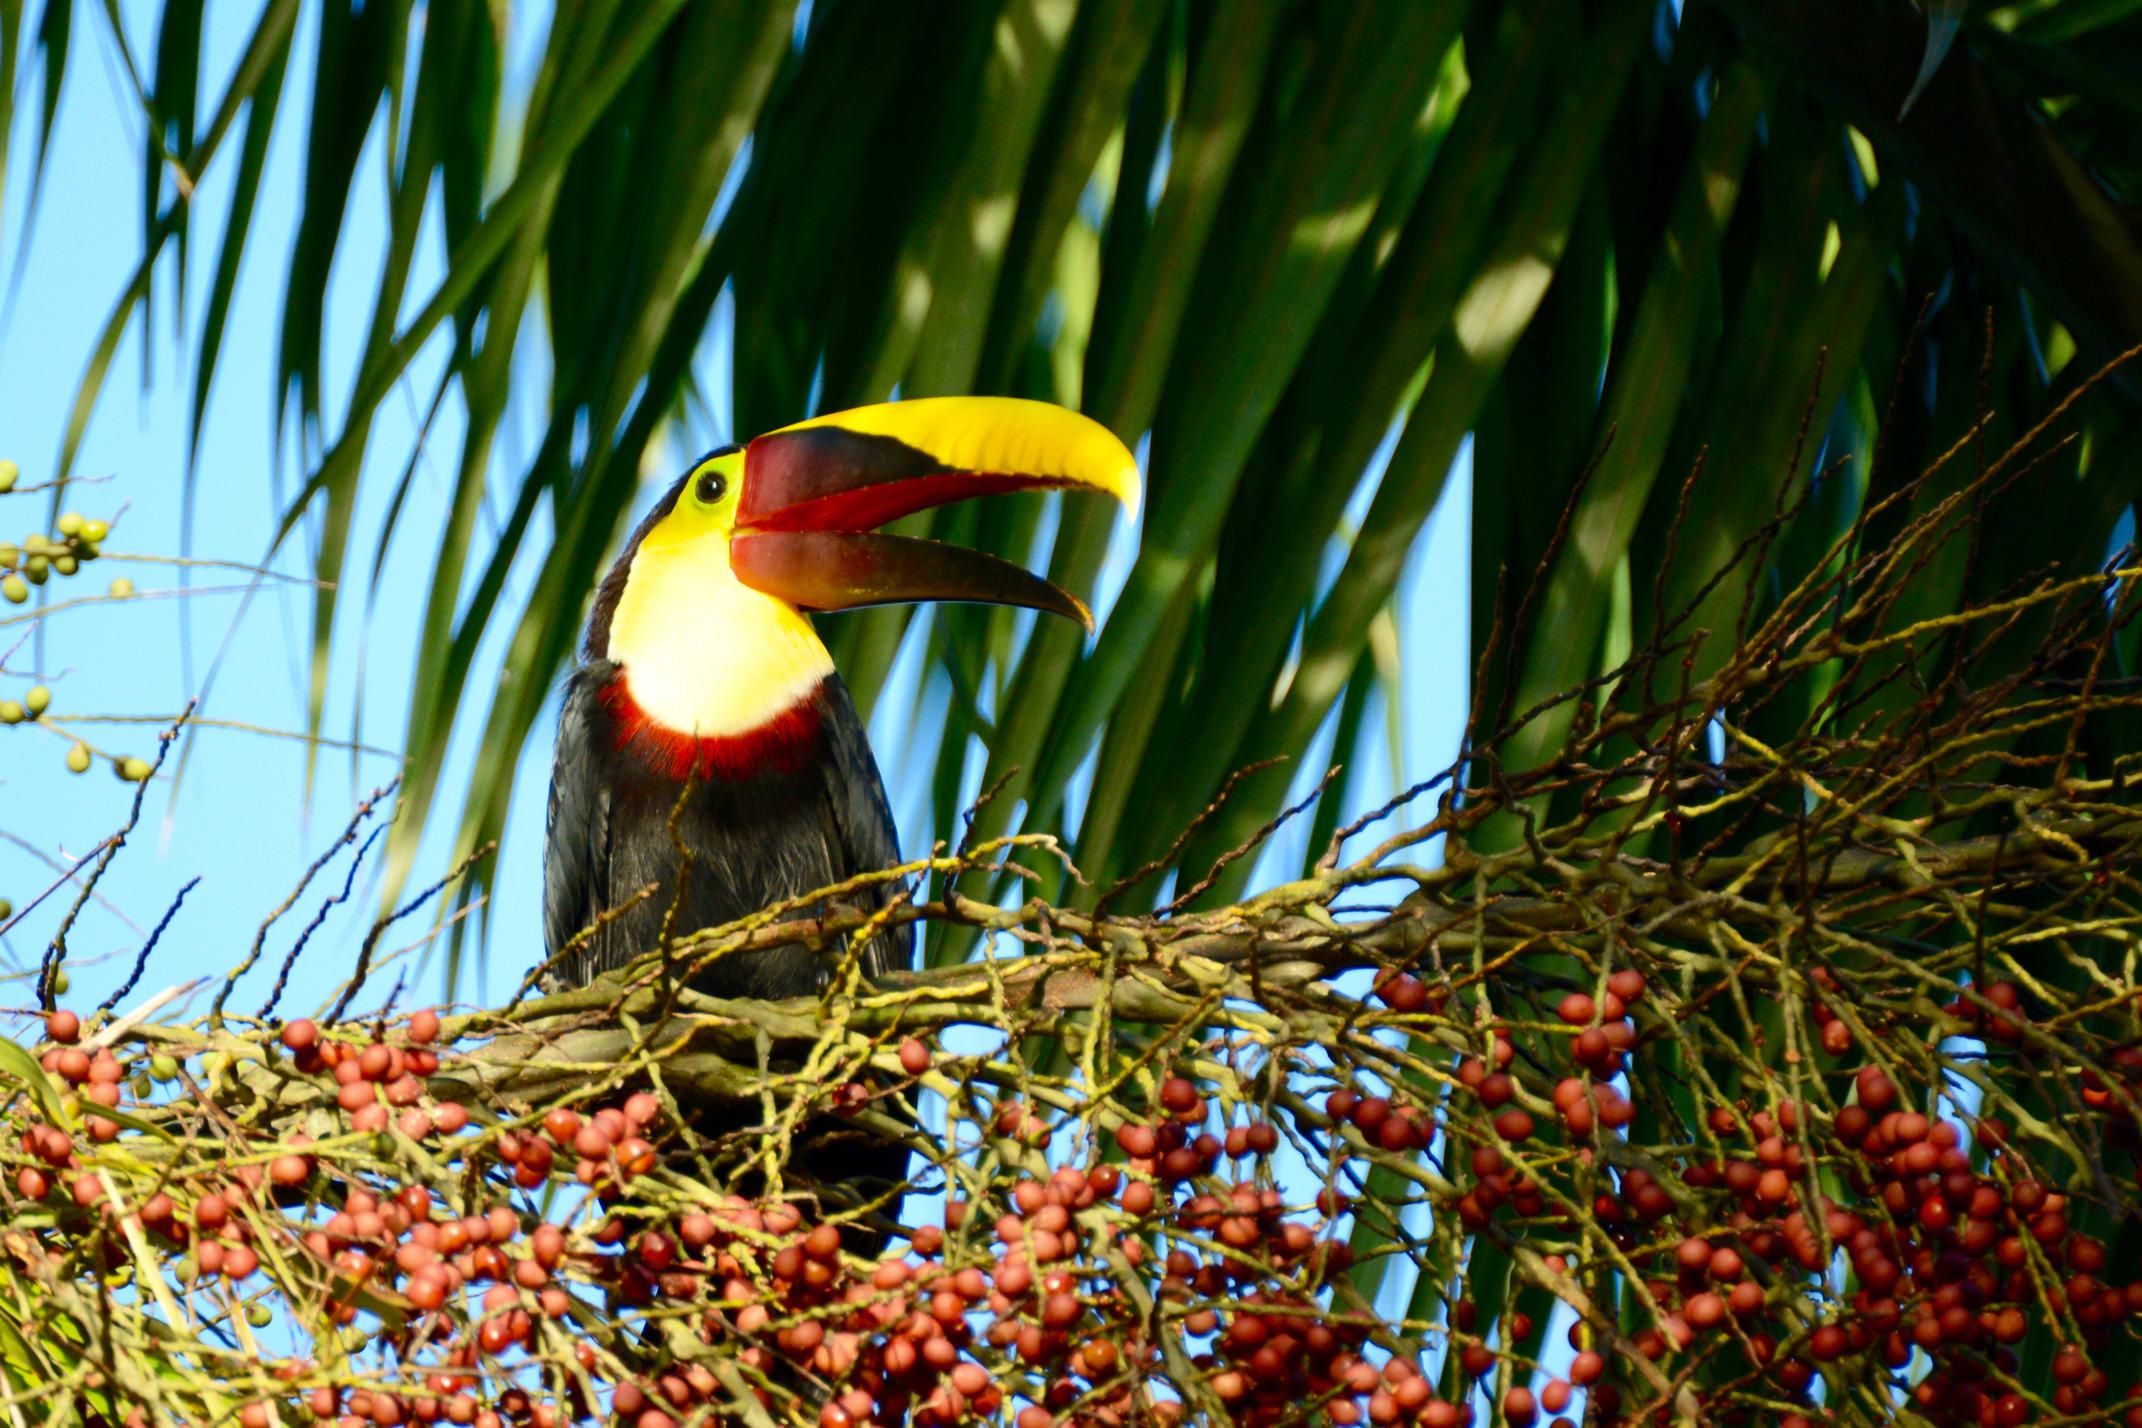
(12, 0, 2142, 989)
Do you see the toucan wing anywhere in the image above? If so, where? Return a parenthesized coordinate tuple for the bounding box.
(543, 663, 616, 973)
(816, 674, 915, 982)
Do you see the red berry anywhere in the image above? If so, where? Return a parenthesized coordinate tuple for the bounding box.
(1855, 1065, 1897, 1112)
(1377, 973, 1428, 1012)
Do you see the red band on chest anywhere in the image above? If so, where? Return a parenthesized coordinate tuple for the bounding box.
(599, 675, 826, 782)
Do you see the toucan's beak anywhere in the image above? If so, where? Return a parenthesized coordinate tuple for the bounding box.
(728, 397, 1140, 632)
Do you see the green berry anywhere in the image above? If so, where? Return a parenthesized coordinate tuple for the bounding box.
(0, 702, 21, 725)
(22, 555, 47, 585)
(108, 577, 134, 599)
(51, 554, 76, 577)
(50, 969, 67, 995)
(54, 512, 82, 538)
(246, 1301, 273, 1328)
(118, 757, 151, 783)
(148, 1054, 180, 1082)
(0, 575, 22, 604)
(0, 461, 16, 492)
(64, 743, 89, 774)
(0, 544, 16, 568)
(25, 686, 49, 716)
(0, 899, 12, 922)
(81, 519, 108, 543)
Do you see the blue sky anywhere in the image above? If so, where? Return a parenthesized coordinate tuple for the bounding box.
(0, 3, 1475, 1030)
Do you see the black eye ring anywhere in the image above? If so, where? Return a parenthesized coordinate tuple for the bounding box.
(695, 468, 729, 505)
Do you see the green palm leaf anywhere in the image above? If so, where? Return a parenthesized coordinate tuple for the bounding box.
(39, 9, 2142, 1269)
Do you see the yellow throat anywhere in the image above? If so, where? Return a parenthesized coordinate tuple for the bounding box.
(602, 453, 834, 736)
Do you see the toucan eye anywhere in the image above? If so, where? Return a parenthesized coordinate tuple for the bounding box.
(695, 469, 729, 505)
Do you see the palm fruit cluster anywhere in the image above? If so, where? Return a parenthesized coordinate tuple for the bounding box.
(0, 459, 150, 810)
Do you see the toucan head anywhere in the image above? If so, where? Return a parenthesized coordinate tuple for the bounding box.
(596, 398, 1140, 740)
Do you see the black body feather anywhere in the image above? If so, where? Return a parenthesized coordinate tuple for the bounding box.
(540, 660, 911, 993)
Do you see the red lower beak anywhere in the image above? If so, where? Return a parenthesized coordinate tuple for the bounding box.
(730, 529, 1094, 631)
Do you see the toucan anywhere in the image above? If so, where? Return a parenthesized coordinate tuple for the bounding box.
(540, 394, 1139, 1022)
